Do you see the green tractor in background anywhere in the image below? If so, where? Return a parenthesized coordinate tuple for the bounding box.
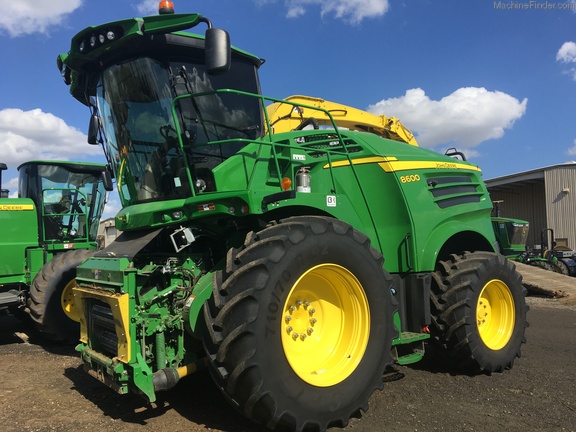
(538, 228, 576, 276)
(492, 217, 556, 271)
(0, 160, 112, 341)
(491, 216, 530, 259)
(56, 3, 529, 431)
(491, 217, 556, 270)
(491, 210, 576, 276)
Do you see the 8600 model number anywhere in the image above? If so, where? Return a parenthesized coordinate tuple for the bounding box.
(400, 174, 421, 183)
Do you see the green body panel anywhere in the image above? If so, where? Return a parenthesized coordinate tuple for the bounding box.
(113, 130, 495, 274)
(24, 248, 54, 286)
(187, 269, 220, 333)
(60, 9, 500, 404)
(0, 198, 39, 284)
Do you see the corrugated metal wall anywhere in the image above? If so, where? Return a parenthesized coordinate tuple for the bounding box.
(544, 166, 576, 249)
(488, 182, 547, 249)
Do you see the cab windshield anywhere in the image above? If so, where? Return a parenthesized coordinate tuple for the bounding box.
(30, 165, 106, 242)
(507, 222, 529, 246)
(96, 56, 262, 205)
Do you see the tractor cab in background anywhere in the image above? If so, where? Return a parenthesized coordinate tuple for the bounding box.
(491, 217, 530, 258)
(0, 160, 112, 341)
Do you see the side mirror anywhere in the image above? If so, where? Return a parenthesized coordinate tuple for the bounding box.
(102, 168, 114, 192)
(205, 28, 231, 75)
(88, 115, 100, 145)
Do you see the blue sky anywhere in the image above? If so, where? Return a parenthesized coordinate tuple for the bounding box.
(1, 0, 575, 218)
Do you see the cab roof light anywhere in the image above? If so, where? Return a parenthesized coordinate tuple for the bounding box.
(159, 1, 175, 14)
(77, 27, 123, 54)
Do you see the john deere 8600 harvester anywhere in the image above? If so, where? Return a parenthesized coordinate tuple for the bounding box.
(56, 2, 528, 430)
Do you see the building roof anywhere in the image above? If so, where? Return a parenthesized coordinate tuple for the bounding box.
(485, 162, 576, 192)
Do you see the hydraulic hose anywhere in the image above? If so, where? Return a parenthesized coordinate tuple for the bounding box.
(155, 330, 166, 371)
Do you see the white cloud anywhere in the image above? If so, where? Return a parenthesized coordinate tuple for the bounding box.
(367, 87, 528, 151)
(102, 192, 121, 219)
(0, 108, 102, 168)
(287, 4, 307, 18)
(257, 0, 389, 23)
(557, 41, 576, 80)
(135, 1, 391, 24)
(557, 42, 576, 63)
(567, 139, 576, 156)
(1, 176, 19, 197)
(0, 0, 82, 36)
(135, 0, 158, 16)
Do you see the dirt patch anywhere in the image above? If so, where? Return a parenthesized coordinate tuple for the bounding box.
(1, 296, 575, 432)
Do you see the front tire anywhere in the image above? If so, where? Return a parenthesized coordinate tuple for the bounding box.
(529, 260, 555, 272)
(430, 251, 528, 373)
(203, 216, 396, 431)
(28, 249, 94, 343)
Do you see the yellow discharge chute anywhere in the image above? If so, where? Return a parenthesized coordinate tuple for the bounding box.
(266, 95, 418, 146)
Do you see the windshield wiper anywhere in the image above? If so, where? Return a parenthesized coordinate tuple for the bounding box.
(169, 65, 211, 144)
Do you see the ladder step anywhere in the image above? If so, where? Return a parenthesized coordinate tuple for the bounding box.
(392, 331, 430, 346)
(392, 332, 430, 365)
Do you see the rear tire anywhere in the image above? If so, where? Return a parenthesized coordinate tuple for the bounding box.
(554, 260, 570, 276)
(430, 251, 528, 373)
(28, 249, 94, 343)
(203, 216, 396, 431)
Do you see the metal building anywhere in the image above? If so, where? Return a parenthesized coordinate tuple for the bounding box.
(97, 217, 120, 249)
(485, 162, 576, 250)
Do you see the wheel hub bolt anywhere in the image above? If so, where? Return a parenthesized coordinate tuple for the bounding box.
(285, 301, 316, 341)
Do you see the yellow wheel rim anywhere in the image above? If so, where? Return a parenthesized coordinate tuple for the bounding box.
(281, 264, 370, 387)
(60, 279, 80, 322)
(476, 279, 515, 350)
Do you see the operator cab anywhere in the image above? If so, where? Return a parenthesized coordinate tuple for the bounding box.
(71, 3, 264, 207)
(95, 55, 262, 206)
